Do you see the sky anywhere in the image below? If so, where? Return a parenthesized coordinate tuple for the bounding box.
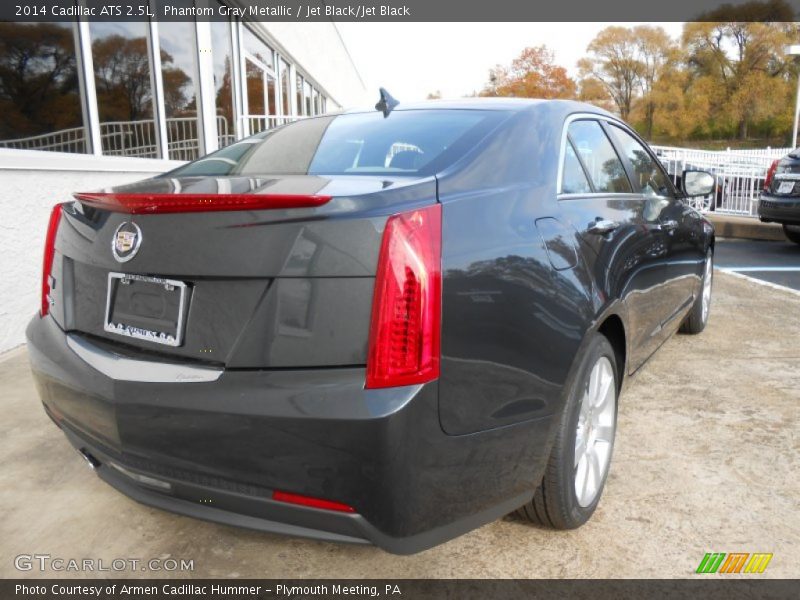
(335, 22, 685, 104)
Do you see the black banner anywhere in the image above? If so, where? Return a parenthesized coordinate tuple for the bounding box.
(3, 579, 800, 600)
(2, 0, 800, 22)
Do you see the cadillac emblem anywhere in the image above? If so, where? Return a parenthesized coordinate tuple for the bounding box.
(111, 222, 142, 263)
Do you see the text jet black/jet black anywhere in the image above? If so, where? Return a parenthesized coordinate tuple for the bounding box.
(27, 98, 716, 554)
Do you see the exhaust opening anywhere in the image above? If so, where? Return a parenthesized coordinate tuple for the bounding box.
(78, 448, 100, 470)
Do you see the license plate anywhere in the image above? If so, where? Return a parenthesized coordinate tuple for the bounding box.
(777, 181, 796, 194)
(104, 273, 188, 347)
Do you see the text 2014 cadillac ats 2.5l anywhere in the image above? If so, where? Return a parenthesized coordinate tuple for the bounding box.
(27, 98, 716, 554)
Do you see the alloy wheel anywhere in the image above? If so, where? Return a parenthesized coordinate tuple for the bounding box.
(574, 356, 616, 508)
(701, 253, 713, 324)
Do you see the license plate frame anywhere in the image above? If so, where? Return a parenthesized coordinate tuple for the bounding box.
(104, 272, 188, 347)
(777, 181, 795, 194)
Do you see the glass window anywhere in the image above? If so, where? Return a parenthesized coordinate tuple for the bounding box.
(166, 137, 258, 176)
(210, 19, 235, 147)
(304, 80, 312, 116)
(169, 110, 512, 178)
(158, 22, 200, 161)
(242, 26, 273, 69)
(90, 22, 157, 157)
(561, 141, 592, 194)
(296, 74, 304, 116)
(267, 72, 276, 118)
(242, 26, 276, 131)
(245, 58, 265, 116)
(244, 59, 275, 132)
(0, 22, 88, 154)
(608, 124, 673, 197)
(279, 58, 290, 117)
(567, 120, 631, 193)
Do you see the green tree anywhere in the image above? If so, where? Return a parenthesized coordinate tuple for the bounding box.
(683, 2, 798, 140)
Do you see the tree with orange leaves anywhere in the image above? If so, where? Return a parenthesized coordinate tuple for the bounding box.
(481, 45, 576, 100)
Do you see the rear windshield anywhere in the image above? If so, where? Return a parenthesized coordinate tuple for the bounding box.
(169, 110, 510, 178)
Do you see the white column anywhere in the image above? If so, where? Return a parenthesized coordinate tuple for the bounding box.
(75, 19, 101, 156)
(792, 72, 800, 149)
(235, 21, 250, 137)
(788, 46, 800, 149)
(228, 19, 243, 140)
(195, 20, 218, 155)
(147, 16, 169, 160)
(288, 64, 298, 117)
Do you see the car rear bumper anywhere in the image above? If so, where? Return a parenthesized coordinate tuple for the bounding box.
(26, 314, 552, 554)
(758, 194, 800, 225)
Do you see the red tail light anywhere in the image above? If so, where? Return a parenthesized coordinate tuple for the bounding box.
(272, 490, 355, 513)
(40, 204, 64, 317)
(72, 192, 331, 214)
(764, 159, 779, 191)
(366, 204, 441, 389)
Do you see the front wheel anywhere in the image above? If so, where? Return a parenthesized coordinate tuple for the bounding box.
(783, 224, 800, 245)
(518, 333, 618, 529)
(680, 249, 713, 334)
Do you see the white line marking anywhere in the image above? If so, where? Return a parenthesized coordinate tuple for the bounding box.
(716, 268, 800, 297)
(719, 266, 800, 272)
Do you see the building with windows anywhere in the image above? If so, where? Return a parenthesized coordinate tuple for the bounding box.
(0, 12, 365, 161)
(0, 8, 366, 352)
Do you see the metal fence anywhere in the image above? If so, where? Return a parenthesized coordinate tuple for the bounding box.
(0, 116, 233, 161)
(100, 119, 159, 158)
(0, 126, 88, 154)
(652, 145, 793, 216)
(241, 114, 301, 136)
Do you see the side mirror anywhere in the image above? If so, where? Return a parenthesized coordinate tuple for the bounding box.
(682, 170, 715, 197)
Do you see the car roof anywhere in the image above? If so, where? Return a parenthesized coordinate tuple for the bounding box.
(341, 97, 616, 117)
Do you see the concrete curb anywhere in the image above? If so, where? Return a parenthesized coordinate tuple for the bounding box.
(706, 213, 786, 242)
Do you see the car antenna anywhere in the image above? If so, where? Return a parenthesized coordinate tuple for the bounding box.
(375, 87, 399, 118)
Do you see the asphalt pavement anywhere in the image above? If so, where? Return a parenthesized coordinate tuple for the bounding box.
(715, 238, 800, 291)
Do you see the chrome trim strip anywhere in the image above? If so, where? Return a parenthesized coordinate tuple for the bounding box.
(108, 462, 173, 491)
(557, 192, 641, 201)
(66, 334, 222, 383)
(104, 272, 187, 347)
(556, 112, 636, 196)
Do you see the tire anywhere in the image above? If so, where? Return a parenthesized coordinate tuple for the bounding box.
(518, 333, 618, 529)
(783, 224, 800, 245)
(679, 249, 713, 334)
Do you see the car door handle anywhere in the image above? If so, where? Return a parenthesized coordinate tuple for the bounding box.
(587, 219, 619, 235)
(659, 219, 679, 232)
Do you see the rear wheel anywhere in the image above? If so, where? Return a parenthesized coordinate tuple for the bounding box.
(783, 224, 800, 245)
(680, 249, 713, 334)
(518, 333, 618, 529)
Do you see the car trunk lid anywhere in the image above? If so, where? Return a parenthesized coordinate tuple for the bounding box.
(770, 155, 800, 196)
(49, 174, 437, 369)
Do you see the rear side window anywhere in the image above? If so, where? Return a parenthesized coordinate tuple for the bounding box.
(561, 141, 592, 194)
(607, 125, 674, 197)
(168, 110, 510, 178)
(567, 120, 631, 193)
